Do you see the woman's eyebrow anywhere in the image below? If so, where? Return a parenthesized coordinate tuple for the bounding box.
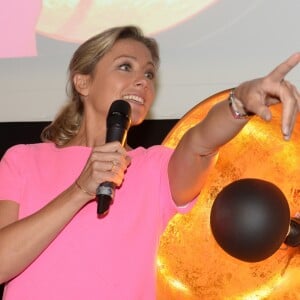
(114, 55, 155, 68)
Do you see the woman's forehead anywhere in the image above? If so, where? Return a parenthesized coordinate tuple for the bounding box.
(105, 38, 155, 65)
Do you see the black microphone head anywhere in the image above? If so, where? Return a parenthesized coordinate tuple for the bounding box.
(107, 100, 131, 130)
(106, 100, 131, 144)
(108, 99, 131, 118)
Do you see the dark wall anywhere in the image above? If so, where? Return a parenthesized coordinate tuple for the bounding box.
(0, 120, 178, 158)
(0, 119, 178, 298)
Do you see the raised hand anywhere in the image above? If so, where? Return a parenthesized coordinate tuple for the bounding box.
(235, 52, 300, 140)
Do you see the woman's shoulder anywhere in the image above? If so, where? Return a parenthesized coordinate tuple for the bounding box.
(3, 142, 54, 156)
(1, 143, 61, 164)
(130, 145, 174, 161)
(130, 144, 172, 154)
(3, 142, 91, 161)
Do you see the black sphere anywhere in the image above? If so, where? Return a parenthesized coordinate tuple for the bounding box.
(210, 178, 290, 262)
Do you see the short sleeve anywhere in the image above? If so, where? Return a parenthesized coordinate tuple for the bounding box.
(145, 146, 197, 229)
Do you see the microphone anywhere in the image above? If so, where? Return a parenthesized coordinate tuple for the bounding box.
(96, 99, 131, 216)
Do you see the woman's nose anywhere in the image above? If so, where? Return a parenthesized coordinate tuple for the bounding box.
(134, 75, 147, 88)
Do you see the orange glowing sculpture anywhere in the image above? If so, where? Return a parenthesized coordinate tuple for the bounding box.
(157, 89, 300, 300)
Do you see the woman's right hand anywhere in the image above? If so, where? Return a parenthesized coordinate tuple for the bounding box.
(75, 141, 131, 200)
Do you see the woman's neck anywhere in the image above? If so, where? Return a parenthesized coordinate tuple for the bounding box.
(64, 112, 133, 150)
(68, 113, 107, 147)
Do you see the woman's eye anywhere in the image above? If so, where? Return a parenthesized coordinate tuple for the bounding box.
(119, 63, 131, 71)
(145, 71, 155, 80)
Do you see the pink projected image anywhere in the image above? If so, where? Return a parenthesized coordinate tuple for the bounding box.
(0, 0, 42, 58)
(0, 0, 215, 58)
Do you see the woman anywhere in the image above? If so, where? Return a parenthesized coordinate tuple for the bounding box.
(0, 26, 299, 300)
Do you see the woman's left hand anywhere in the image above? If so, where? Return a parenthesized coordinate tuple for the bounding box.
(234, 52, 300, 140)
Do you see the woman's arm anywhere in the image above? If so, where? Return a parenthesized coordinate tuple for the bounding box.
(168, 99, 247, 205)
(0, 142, 130, 283)
(169, 53, 300, 206)
(0, 185, 91, 284)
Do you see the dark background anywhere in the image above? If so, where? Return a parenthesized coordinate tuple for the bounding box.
(0, 119, 178, 297)
(0, 119, 178, 158)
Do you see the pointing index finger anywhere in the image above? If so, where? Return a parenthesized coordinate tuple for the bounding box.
(267, 52, 300, 83)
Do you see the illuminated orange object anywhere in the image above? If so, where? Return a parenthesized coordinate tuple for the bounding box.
(157, 89, 300, 299)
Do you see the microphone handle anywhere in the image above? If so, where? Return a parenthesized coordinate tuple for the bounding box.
(96, 182, 116, 215)
(96, 124, 127, 215)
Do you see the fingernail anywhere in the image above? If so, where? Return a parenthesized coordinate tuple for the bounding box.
(283, 132, 290, 140)
(283, 126, 290, 136)
(262, 111, 272, 122)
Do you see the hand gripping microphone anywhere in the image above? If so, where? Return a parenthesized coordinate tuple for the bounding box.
(96, 100, 131, 216)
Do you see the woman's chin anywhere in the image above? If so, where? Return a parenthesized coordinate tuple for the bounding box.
(130, 112, 148, 126)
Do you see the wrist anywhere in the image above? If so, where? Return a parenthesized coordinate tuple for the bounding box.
(75, 180, 96, 198)
(228, 89, 254, 119)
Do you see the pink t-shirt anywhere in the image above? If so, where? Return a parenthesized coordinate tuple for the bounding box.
(0, 143, 193, 300)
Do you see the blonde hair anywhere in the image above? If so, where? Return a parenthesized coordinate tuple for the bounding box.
(41, 25, 160, 146)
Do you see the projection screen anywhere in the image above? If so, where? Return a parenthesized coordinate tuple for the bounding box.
(0, 0, 299, 122)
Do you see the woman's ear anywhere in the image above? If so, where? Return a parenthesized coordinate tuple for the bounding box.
(73, 74, 90, 96)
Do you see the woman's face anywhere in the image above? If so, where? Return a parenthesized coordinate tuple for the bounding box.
(81, 38, 157, 126)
